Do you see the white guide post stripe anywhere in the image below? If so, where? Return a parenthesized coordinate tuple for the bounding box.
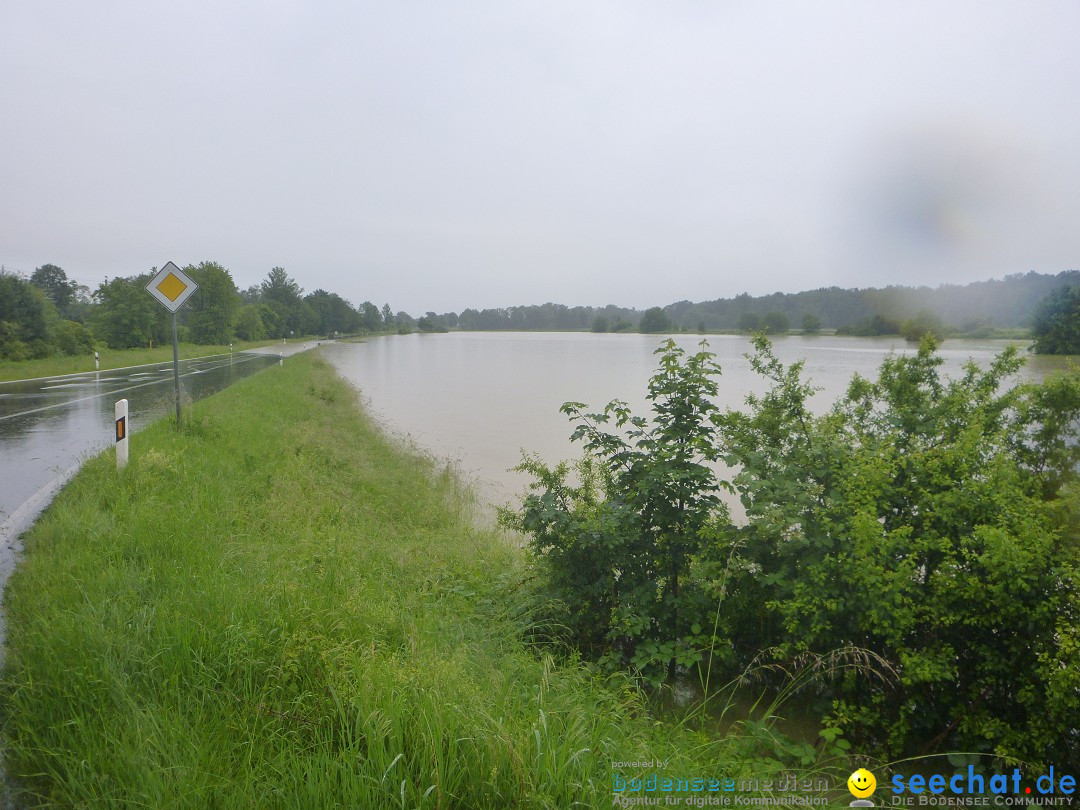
(115, 398, 129, 469)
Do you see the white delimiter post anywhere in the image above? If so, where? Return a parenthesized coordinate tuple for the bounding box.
(115, 398, 129, 470)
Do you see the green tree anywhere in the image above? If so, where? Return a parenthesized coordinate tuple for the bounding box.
(63, 284, 94, 324)
(500, 340, 727, 683)
(234, 304, 267, 341)
(417, 311, 448, 333)
(30, 264, 77, 313)
(737, 312, 760, 333)
(185, 261, 239, 344)
(591, 315, 610, 333)
(239, 284, 262, 304)
(92, 274, 169, 349)
(639, 307, 672, 334)
(0, 272, 56, 359)
(260, 267, 302, 307)
(900, 308, 945, 342)
(306, 290, 360, 336)
(381, 304, 394, 330)
(1031, 285, 1080, 354)
(801, 313, 822, 333)
(256, 303, 282, 339)
(359, 301, 382, 332)
(260, 267, 310, 338)
(762, 311, 789, 334)
(54, 320, 95, 355)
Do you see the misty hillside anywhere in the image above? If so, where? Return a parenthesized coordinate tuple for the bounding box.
(665, 271, 1080, 332)
(453, 271, 1078, 333)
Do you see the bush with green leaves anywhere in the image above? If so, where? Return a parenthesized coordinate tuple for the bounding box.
(506, 335, 1080, 766)
(500, 340, 728, 684)
(720, 335, 1080, 765)
(54, 319, 95, 355)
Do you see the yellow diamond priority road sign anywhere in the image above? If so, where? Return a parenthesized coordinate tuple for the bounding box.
(146, 262, 198, 312)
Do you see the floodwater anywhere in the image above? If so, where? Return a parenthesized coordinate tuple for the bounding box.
(324, 331, 1075, 738)
(323, 332, 1073, 513)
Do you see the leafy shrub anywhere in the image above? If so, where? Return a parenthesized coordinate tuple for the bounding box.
(500, 340, 728, 684)
(899, 308, 945, 342)
(54, 319, 95, 355)
(507, 335, 1080, 766)
(719, 335, 1080, 766)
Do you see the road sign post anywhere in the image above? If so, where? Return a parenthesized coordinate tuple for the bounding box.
(115, 398, 129, 469)
(172, 312, 181, 423)
(145, 262, 198, 426)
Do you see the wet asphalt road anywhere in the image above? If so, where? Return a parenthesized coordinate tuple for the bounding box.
(0, 342, 318, 571)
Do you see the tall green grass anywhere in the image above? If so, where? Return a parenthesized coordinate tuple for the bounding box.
(1, 352, 793, 808)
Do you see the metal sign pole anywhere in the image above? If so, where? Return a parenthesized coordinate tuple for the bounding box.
(172, 311, 181, 426)
(145, 261, 198, 428)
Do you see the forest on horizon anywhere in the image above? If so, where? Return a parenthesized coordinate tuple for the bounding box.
(4, 265, 1079, 363)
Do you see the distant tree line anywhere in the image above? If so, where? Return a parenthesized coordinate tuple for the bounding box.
(412, 271, 1080, 345)
(668, 270, 1080, 337)
(6, 263, 1080, 360)
(0, 262, 412, 360)
(455, 302, 640, 332)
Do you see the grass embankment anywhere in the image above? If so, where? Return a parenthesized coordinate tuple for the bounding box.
(0, 338, 306, 382)
(1, 351, 777, 807)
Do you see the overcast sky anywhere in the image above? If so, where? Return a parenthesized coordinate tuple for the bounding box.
(2, 2, 1079, 315)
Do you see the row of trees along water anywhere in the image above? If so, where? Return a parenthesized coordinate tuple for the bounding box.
(4, 263, 1080, 361)
(500, 337, 1080, 768)
(0, 263, 415, 360)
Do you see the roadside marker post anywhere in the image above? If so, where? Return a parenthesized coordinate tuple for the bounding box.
(115, 399, 129, 469)
(94, 351, 100, 370)
(145, 262, 198, 427)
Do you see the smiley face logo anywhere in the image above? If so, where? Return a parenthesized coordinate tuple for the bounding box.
(848, 768, 877, 799)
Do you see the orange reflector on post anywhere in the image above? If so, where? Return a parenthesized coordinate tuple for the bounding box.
(115, 398, 129, 470)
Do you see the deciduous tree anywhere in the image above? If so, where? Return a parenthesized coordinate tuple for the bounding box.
(1031, 285, 1080, 354)
(185, 261, 239, 344)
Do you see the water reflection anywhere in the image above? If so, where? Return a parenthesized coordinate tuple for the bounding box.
(323, 332, 1068, 515)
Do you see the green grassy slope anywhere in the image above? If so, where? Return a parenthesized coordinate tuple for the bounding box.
(1, 351, 779, 808)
